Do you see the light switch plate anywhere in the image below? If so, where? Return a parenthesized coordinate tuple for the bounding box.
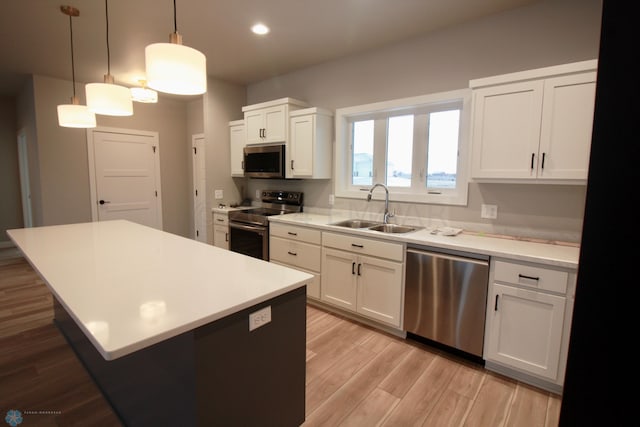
(214, 189, 223, 199)
(481, 204, 498, 219)
(255, 189, 261, 199)
(249, 306, 271, 331)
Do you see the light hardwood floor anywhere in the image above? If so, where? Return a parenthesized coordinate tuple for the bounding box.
(0, 255, 561, 426)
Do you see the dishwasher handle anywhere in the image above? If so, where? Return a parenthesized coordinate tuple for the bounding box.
(407, 247, 489, 266)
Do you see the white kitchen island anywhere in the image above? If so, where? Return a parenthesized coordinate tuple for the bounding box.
(7, 220, 312, 426)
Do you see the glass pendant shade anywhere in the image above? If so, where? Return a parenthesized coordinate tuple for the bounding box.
(57, 97, 97, 128)
(145, 41, 207, 95)
(131, 86, 158, 103)
(86, 77, 133, 116)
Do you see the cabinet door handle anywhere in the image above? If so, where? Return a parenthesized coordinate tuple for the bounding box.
(287, 251, 297, 256)
(518, 274, 540, 281)
(241, 160, 244, 170)
(352, 262, 356, 275)
(291, 160, 294, 170)
(351, 243, 364, 248)
(225, 233, 228, 242)
(530, 153, 535, 170)
(216, 218, 225, 222)
(541, 152, 546, 170)
(357, 263, 362, 276)
(287, 232, 298, 236)
(494, 294, 499, 311)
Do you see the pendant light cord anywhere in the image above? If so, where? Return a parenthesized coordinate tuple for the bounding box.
(105, 0, 111, 75)
(68, 13, 76, 97)
(173, 0, 178, 33)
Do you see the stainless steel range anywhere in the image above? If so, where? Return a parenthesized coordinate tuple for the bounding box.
(228, 190, 303, 260)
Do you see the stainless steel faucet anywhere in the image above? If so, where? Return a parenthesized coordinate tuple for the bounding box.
(367, 183, 394, 224)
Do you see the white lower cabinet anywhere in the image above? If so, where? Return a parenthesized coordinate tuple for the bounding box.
(269, 223, 322, 299)
(213, 213, 229, 250)
(321, 248, 358, 310)
(321, 232, 404, 328)
(483, 258, 576, 393)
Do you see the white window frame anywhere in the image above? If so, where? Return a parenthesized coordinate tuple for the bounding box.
(334, 89, 471, 206)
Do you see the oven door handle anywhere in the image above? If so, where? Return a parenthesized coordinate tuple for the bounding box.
(229, 222, 266, 235)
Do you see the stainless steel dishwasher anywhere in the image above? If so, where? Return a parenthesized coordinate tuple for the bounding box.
(404, 245, 489, 358)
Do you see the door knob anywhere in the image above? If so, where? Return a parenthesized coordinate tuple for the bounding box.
(99, 199, 110, 205)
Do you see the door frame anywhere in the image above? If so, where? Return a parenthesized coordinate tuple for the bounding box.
(191, 133, 206, 242)
(16, 128, 33, 228)
(86, 126, 163, 227)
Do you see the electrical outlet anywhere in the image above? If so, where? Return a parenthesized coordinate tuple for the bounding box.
(214, 189, 223, 199)
(249, 306, 271, 331)
(329, 194, 335, 205)
(255, 189, 261, 199)
(481, 204, 498, 219)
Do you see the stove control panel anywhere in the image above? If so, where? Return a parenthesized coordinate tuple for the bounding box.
(261, 191, 303, 206)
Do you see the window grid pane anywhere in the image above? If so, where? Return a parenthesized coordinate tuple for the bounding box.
(386, 115, 413, 187)
(426, 110, 460, 189)
(352, 120, 374, 185)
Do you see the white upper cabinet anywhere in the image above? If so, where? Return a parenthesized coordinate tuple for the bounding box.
(229, 120, 245, 177)
(538, 73, 597, 179)
(242, 98, 309, 145)
(288, 108, 333, 179)
(470, 60, 597, 183)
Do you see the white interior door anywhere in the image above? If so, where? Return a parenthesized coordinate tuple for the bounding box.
(192, 134, 206, 242)
(88, 128, 162, 230)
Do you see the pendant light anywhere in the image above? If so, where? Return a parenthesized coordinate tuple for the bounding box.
(145, 0, 207, 95)
(57, 6, 96, 128)
(85, 0, 133, 116)
(130, 79, 158, 103)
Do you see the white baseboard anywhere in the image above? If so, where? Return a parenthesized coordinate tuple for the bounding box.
(0, 241, 15, 249)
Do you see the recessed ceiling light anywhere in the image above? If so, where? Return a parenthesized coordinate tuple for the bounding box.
(251, 23, 270, 35)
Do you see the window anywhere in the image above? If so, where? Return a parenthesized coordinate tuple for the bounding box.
(335, 89, 471, 205)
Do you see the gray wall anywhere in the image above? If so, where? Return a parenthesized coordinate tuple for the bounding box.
(7, 74, 245, 243)
(0, 96, 22, 245)
(13, 74, 195, 237)
(203, 78, 247, 243)
(244, 0, 602, 242)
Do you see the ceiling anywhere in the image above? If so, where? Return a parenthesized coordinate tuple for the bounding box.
(0, 0, 539, 97)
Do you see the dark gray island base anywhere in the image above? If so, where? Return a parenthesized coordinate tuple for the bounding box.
(54, 286, 307, 426)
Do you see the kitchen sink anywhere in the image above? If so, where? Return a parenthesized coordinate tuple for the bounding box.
(331, 219, 421, 234)
(368, 224, 420, 234)
(331, 219, 382, 228)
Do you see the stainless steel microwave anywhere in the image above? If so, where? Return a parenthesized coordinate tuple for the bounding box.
(243, 144, 286, 179)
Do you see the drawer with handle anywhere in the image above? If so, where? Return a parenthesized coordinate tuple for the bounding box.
(270, 223, 321, 244)
(213, 213, 228, 226)
(322, 231, 403, 262)
(270, 236, 321, 271)
(493, 259, 568, 294)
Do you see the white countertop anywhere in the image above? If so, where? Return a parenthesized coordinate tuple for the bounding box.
(7, 220, 312, 360)
(212, 205, 251, 214)
(268, 213, 580, 269)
